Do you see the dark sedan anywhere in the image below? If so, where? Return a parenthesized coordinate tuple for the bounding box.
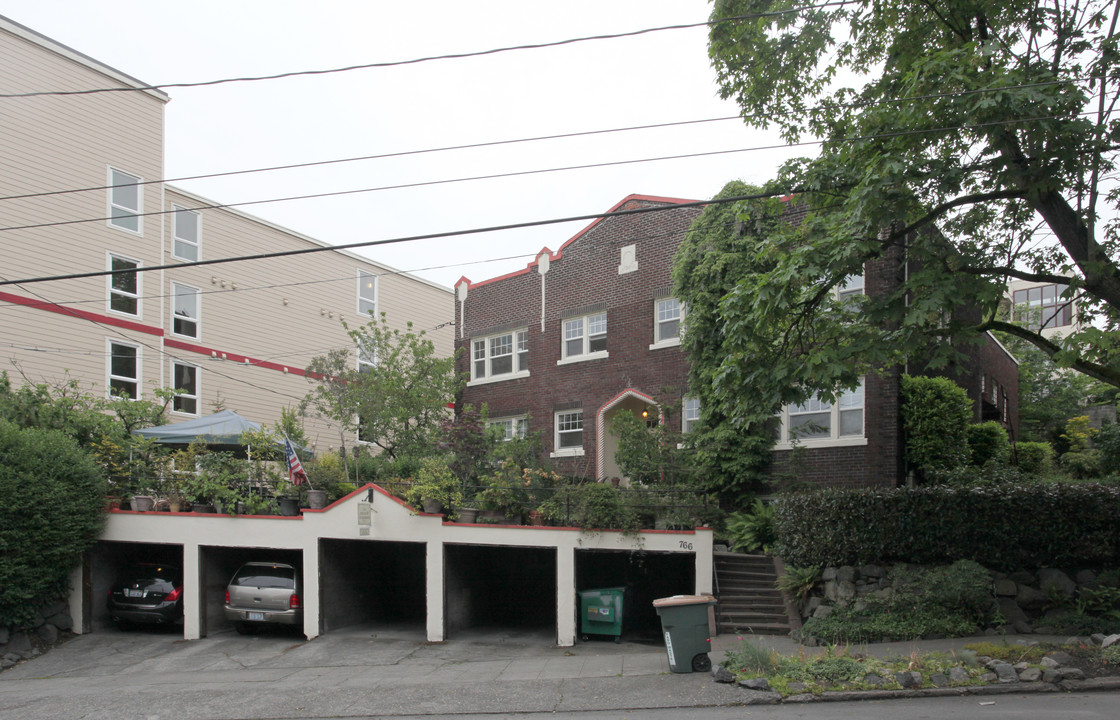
(107, 563, 183, 629)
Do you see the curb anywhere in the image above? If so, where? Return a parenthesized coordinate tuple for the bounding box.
(732, 676, 1120, 705)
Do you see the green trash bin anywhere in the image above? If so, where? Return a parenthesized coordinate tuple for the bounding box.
(579, 587, 625, 642)
(653, 594, 716, 673)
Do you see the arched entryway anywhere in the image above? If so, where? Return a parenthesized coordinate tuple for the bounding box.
(596, 389, 662, 482)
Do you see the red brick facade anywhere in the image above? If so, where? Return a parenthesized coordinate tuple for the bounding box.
(455, 194, 1019, 488)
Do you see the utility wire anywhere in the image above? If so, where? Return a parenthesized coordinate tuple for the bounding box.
(0, 110, 1091, 239)
(0, 79, 1081, 204)
(0, 5, 855, 99)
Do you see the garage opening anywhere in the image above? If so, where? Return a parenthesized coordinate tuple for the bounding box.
(319, 539, 425, 633)
(88, 541, 184, 634)
(576, 550, 695, 640)
(444, 545, 556, 637)
(198, 546, 302, 637)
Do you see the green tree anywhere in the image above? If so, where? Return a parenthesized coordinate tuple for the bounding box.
(699, 0, 1120, 427)
(0, 419, 107, 627)
(303, 314, 461, 464)
(996, 332, 1113, 442)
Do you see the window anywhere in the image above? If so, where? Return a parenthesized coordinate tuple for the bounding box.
(654, 298, 682, 346)
(108, 254, 140, 316)
(1013, 284, 1072, 330)
(172, 206, 201, 261)
(108, 167, 142, 233)
(489, 416, 528, 441)
(172, 283, 200, 339)
(358, 271, 377, 315)
(172, 362, 199, 415)
(108, 341, 139, 399)
(837, 273, 864, 302)
(357, 343, 376, 373)
(683, 397, 701, 433)
(470, 330, 529, 383)
(777, 381, 865, 447)
(561, 312, 607, 360)
(553, 410, 584, 455)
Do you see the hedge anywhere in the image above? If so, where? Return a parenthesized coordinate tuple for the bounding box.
(772, 483, 1120, 571)
(0, 419, 106, 627)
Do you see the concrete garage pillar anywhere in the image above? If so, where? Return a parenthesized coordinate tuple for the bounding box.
(557, 546, 576, 647)
(183, 543, 202, 640)
(425, 540, 444, 642)
(303, 546, 321, 640)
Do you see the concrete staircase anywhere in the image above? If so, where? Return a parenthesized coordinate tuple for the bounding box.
(713, 552, 798, 636)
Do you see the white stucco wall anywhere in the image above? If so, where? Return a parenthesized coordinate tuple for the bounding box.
(79, 484, 713, 646)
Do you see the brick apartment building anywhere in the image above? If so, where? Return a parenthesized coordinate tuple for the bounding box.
(454, 194, 1019, 488)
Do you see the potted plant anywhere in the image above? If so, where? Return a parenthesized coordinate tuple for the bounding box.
(476, 462, 527, 524)
(402, 459, 462, 516)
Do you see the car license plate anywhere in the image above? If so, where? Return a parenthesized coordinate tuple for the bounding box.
(125, 589, 144, 598)
(248, 612, 264, 621)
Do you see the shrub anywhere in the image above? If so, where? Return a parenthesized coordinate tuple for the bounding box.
(1014, 442, 1054, 474)
(772, 484, 1120, 570)
(776, 565, 821, 604)
(1060, 450, 1101, 479)
(801, 561, 1000, 643)
(725, 499, 776, 553)
(0, 419, 107, 627)
(901, 375, 971, 481)
(967, 422, 1010, 466)
(1103, 645, 1120, 665)
(1096, 421, 1120, 470)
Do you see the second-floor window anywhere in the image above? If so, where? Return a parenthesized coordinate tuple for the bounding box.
(108, 340, 139, 399)
(108, 167, 142, 234)
(683, 397, 701, 433)
(655, 298, 682, 344)
(108, 254, 140, 316)
(172, 283, 200, 339)
(562, 312, 607, 359)
(1013, 284, 1072, 330)
(173, 206, 201, 261)
(472, 330, 528, 381)
(358, 271, 377, 315)
(172, 361, 199, 415)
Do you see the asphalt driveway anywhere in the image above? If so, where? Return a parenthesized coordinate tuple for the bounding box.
(0, 624, 739, 719)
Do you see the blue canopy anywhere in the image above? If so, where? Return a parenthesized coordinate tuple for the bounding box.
(133, 409, 262, 446)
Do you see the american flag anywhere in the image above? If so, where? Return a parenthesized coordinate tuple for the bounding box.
(283, 436, 308, 486)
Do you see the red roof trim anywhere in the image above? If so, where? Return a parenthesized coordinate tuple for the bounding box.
(464, 194, 698, 289)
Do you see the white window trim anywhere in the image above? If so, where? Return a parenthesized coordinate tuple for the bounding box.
(774, 381, 868, 450)
(106, 252, 142, 318)
(170, 282, 202, 340)
(651, 298, 683, 349)
(106, 339, 141, 400)
(559, 312, 608, 364)
(357, 270, 378, 316)
(107, 166, 142, 235)
(550, 409, 585, 458)
(357, 343, 376, 372)
(170, 361, 200, 416)
(172, 205, 202, 261)
(467, 329, 530, 386)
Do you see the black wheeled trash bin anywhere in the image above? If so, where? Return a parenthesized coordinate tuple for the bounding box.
(652, 594, 716, 673)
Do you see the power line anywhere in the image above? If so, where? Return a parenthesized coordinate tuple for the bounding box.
(0, 5, 855, 99)
(0, 79, 1080, 204)
(0, 110, 1090, 240)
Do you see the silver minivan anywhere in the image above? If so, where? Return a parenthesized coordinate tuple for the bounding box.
(223, 562, 303, 634)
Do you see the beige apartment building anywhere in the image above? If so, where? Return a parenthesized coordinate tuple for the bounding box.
(0, 16, 452, 451)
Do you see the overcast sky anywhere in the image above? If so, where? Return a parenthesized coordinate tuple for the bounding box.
(1, 0, 805, 289)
